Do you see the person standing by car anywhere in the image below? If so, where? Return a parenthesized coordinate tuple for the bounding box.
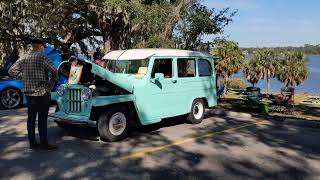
(93, 47, 103, 61)
(9, 40, 58, 151)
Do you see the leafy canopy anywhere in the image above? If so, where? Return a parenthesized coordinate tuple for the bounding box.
(213, 39, 244, 78)
(211, 39, 244, 94)
(277, 51, 308, 87)
(0, 0, 236, 55)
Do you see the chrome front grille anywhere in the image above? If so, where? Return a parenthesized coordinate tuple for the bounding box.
(68, 89, 82, 113)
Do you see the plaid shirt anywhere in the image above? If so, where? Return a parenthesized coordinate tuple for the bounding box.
(8, 51, 58, 96)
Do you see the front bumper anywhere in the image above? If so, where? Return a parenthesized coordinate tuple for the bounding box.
(49, 112, 97, 127)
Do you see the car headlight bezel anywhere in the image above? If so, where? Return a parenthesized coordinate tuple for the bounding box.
(81, 87, 92, 100)
(57, 85, 66, 96)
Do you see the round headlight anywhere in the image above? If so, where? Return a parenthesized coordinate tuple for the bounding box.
(81, 88, 92, 100)
(57, 85, 65, 96)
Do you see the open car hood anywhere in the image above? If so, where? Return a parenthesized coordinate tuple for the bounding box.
(0, 75, 13, 81)
(89, 61, 134, 93)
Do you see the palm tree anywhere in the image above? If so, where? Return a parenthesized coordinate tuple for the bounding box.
(257, 50, 278, 95)
(243, 50, 279, 94)
(243, 56, 263, 87)
(277, 51, 308, 87)
(212, 40, 244, 95)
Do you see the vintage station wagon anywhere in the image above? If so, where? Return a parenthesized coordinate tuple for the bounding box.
(50, 49, 217, 141)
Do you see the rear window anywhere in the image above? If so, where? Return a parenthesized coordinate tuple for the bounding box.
(198, 59, 212, 77)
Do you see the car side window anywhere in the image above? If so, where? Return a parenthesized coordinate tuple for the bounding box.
(177, 58, 196, 77)
(198, 59, 212, 77)
(151, 59, 173, 79)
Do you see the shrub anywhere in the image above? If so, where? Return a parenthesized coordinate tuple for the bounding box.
(227, 78, 247, 90)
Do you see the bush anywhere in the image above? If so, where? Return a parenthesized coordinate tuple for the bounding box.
(227, 78, 247, 90)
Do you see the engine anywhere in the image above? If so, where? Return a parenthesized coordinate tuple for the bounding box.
(58, 60, 130, 97)
(90, 79, 130, 96)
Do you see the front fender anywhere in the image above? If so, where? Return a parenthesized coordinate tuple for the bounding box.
(51, 92, 59, 101)
(0, 80, 23, 91)
(92, 94, 134, 107)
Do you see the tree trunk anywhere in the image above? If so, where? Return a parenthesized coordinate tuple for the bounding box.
(161, 0, 192, 39)
(223, 76, 228, 95)
(216, 74, 219, 88)
(267, 78, 270, 95)
(104, 35, 112, 53)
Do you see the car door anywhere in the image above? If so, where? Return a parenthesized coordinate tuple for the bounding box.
(174, 58, 199, 114)
(197, 58, 217, 107)
(135, 57, 178, 122)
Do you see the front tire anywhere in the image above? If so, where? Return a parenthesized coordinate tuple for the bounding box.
(98, 106, 130, 142)
(0, 88, 21, 109)
(187, 99, 205, 124)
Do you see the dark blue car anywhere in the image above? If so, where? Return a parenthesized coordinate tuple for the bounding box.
(0, 47, 63, 109)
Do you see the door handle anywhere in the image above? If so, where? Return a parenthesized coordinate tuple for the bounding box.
(171, 79, 177, 83)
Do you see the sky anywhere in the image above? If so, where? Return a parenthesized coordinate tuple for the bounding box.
(202, 0, 320, 47)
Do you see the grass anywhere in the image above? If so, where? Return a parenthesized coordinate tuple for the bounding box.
(218, 89, 320, 121)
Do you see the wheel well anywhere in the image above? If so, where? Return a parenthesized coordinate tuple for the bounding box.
(1, 86, 22, 93)
(90, 102, 139, 123)
(196, 98, 209, 108)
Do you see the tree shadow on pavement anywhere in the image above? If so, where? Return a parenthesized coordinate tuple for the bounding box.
(1, 105, 320, 180)
(0, 109, 215, 179)
(191, 108, 320, 180)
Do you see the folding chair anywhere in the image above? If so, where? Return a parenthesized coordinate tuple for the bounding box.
(246, 87, 262, 106)
(271, 87, 295, 114)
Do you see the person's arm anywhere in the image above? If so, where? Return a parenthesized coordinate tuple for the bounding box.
(43, 57, 58, 91)
(8, 59, 23, 79)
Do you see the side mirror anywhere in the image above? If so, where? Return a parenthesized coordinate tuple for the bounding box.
(155, 73, 164, 82)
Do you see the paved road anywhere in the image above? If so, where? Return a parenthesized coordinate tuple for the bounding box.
(1, 107, 320, 180)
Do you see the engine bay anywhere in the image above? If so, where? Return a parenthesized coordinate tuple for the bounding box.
(58, 60, 130, 96)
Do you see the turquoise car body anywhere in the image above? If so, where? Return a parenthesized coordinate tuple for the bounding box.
(51, 49, 217, 126)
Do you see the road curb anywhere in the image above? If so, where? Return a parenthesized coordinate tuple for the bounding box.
(284, 118, 320, 128)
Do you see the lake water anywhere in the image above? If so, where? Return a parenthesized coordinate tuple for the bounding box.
(233, 55, 320, 95)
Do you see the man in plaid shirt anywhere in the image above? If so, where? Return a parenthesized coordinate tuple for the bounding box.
(9, 40, 58, 150)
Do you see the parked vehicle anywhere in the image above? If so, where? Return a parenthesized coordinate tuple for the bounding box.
(50, 49, 217, 141)
(0, 77, 26, 109)
(0, 46, 63, 109)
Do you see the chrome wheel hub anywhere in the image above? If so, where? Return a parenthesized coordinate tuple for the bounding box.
(193, 102, 204, 119)
(109, 112, 127, 136)
(1, 89, 20, 109)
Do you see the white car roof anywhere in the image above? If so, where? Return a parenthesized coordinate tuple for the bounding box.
(102, 49, 213, 60)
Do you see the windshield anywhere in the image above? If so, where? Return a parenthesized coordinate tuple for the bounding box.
(105, 59, 149, 74)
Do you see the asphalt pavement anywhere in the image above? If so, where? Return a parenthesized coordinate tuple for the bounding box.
(1, 107, 320, 180)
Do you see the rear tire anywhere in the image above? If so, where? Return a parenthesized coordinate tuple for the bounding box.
(98, 105, 131, 142)
(187, 99, 205, 124)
